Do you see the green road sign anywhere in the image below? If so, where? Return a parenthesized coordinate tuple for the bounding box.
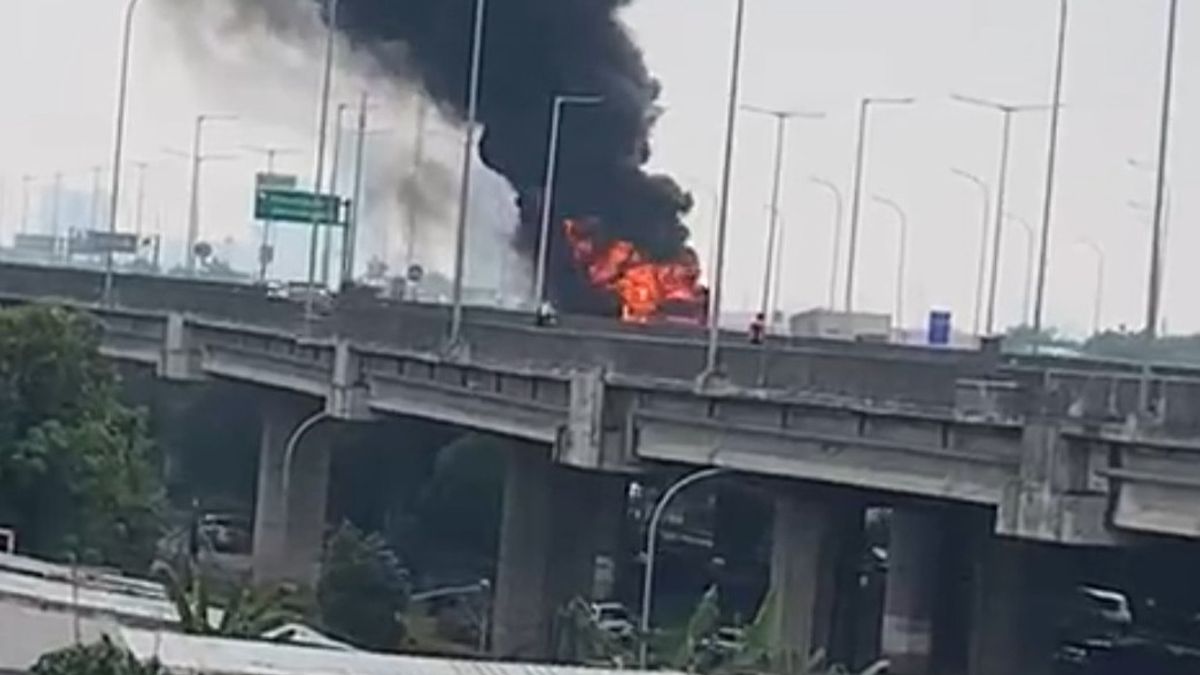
(255, 188, 344, 225)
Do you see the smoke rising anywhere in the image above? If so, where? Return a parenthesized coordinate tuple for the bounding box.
(322, 0, 695, 311)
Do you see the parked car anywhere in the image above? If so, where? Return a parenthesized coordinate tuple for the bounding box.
(590, 601, 635, 639)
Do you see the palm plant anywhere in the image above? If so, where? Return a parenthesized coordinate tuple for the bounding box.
(668, 586, 889, 675)
(152, 558, 294, 637)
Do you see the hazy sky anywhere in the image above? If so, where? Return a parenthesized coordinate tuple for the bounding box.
(0, 0, 1195, 335)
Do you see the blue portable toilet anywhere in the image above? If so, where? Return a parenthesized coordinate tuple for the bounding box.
(928, 310, 952, 346)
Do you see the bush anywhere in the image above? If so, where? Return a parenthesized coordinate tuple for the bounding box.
(32, 638, 163, 675)
(318, 522, 411, 650)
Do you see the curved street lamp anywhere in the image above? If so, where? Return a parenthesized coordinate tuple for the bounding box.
(638, 467, 730, 667)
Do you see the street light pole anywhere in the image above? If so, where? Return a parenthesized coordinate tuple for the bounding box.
(104, 0, 141, 304)
(873, 196, 908, 333)
(844, 96, 914, 313)
(951, 168, 990, 336)
(703, 0, 747, 380)
(743, 105, 823, 329)
(638, 467, 730, 668)
(344, 92, 369, 287)
(184, 114, 235, 274)
(810, 177, 843, 310)
(133, 162, 148, 238)
(1145, 0, 1180, 339)
(951, 94, 1053, 334)
(1007, 213, 1036, 327)
(1077, 239, 1104, 336)
(19, 175, 32, 235)
(321, 103, 350, 288)
(306, 0, 340, 318)
(406, 99, 429, 270)
(1032, 0, 1070, 335)
(533, 94, 603, 306)
(448, 0, 488, 347)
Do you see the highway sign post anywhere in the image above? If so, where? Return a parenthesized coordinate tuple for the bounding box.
(254, 188, 345, 226)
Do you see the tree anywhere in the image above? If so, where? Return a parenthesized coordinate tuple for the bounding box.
(0, 306, 163, 570)
(32, 637, 163, 675)
(154, 557, 295, 637)
(318, 522, 411, 651)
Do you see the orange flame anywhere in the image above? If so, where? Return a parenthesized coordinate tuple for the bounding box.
(564, 218, 707, 325)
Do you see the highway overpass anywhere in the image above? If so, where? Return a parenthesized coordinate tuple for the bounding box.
(3, 260, 1200, 674)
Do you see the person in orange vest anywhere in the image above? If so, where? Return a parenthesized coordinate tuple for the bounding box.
(749, 312, 766, 345)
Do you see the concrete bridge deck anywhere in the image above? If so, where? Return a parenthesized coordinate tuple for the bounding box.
(2, 260, 1199, 544)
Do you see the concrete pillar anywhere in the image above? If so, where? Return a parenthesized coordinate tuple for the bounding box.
(769, 489, 863, 674)
(967, 536, 1054, 675)
(491, 449, 625, 660)
(881, 509, 941, 674)
(252, 395, 331, 587)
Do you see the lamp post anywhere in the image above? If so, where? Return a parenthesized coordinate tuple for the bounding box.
(1143, 0, 1181, 338)
(1077, 239, 1104, 336)
(742, 105, 823, 328)
(1031, 0, 1071, 335)
(103, 0, 142, 304)
(305, 0, 341, 318)
(1006, 213, 1036, 327)
(183, 113, 236, 274)
(344, 92, 370, 287)
(872, 196, 908, 333)
(810, 177, 843, 310)
(532, 94, 603, 306)
(702, 0, 747, 381)
(950, 168, 990, 335)
(844, 96, 914, 313)
(321, 103, 351, 288)
(448, 0, 489, 346)
(638, 467, 730, 668)
(951, 94, 1053, 335)
(19, 175, 32, 235)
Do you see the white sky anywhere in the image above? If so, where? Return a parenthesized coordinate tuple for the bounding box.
(0, 0, 1195, 335)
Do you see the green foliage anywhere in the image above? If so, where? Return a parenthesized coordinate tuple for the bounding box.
(667, 587, 889, 675)
(0, 306, 163, 570)
(673, 585, 722, 670)
(32, 637, 163, 675)
(154, 557, 294, 637)
(318, 522, 411, 651)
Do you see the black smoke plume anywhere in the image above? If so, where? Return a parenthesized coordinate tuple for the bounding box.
(322, 0, 695, 312)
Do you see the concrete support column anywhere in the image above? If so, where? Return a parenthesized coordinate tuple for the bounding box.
(491, 449, 625, 660)
(881, 509, 941, 674)
(252, 395, 331, 587)
(769, 488, 863, 674)
(967, 536, 1054, 675)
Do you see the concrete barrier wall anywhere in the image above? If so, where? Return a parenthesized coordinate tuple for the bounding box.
(0, 261, 999, 407)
